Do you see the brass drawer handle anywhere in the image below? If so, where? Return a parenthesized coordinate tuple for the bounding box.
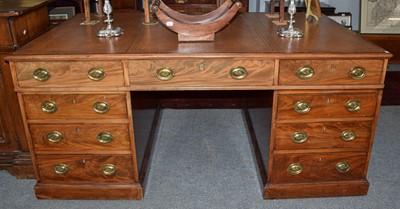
(41, 101, 58, 114)
(54, 163, 69, 175)
(87, 67, 106, 81)
(349, 67, 366, 80)
(291, 132, 308, 144)
(33, 68, 51, 82)
(97, 132, 114, 144)
(294, 101, 311, 114)
(336, 162, 350, 173)
(345, 99, 361, 112)
(340, 130, 356, 142)
(156, 68, 174, 81)
(47, 131, 63, 143)
(287, 163, 302, 175)
(102, 164, 117, 176)
(229, 66, 248, 80)
(93, 101, 110, 114)
(296, 66, 314, 80)
(175, 0, 187, 3)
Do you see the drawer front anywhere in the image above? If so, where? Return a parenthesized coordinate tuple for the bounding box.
(270, 153, 367, 183)
(275, 121, 372, 150)
(23, 94, 128, 119)
(128, 59, 274, 88)
(279, 60, 383, 85)
(15, 61, 124, 87)
(37, 155, 136, 183)
(277, 92, 378, 119)
(30, 124, 131, 151)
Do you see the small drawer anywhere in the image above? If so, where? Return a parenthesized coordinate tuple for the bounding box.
(36, 155, 136, 183)
(14, 61, 125, 87)
(23, 94, 128, 120)
(279, 59, 383, 85)
(30, 124, 131, 152)
(277, 92, 378, 119)
(128, 59, 274, 89)
(275, 121, 372, 150)
(270, 152, 367, 183)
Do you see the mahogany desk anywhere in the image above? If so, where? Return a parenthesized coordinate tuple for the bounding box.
(6, 12, 391, 199)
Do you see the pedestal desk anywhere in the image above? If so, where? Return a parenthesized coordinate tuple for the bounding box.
(6, 12, 391, 199)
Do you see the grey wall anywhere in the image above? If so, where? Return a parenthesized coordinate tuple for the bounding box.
(249, 0, 360, 30)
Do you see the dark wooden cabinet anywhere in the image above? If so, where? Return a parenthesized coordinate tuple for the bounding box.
(0, 0, 52, 179)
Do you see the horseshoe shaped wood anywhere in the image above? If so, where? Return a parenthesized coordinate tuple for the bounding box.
(151, 0, 243, 41)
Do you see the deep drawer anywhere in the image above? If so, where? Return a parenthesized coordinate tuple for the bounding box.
(279, 59, 384, 85)
(36, 155, 136, 183)
(277, 92, 378, 119)
(14, 61, 125, 87)
(30, 124, 131, 152)
(128, 59, 274, 89)
(23, 94, 128, 120)
(275, 121, 372, 151)
(270, 152, 367, 183)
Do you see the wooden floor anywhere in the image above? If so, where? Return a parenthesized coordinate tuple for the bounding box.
(382, 71, 400, 106)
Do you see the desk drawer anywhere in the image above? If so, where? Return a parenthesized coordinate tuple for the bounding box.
(279, 59, 383, 85)
(277, 92, 378, 119)
(270, 152, 367, 183)
(275, 121, 371, 151)
(128, 59, 274, 88)
(14, 61, 125, 87)
(30, 124, 131, 152)
(36, 155, 136, 183)
(23, 94, 128, 119)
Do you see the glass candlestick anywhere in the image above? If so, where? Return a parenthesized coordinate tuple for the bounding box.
(97, 0, 124, 37)
(277, 0, 303, 38)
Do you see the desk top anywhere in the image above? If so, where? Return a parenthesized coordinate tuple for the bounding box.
(9, 12, 391, 60)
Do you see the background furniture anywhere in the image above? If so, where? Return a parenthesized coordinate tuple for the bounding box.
(0, 0, 52, 179)
(6, 11, 391, 199)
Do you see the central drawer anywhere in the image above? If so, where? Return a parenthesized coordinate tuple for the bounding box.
(36, 155, 136, 183)
(23, 94, 128, 120)
(128, 59, 274, 89)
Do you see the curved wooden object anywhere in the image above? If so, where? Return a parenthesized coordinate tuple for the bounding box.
(152, 0, 242, 41)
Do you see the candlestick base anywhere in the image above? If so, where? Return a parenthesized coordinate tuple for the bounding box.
(277, 27, 303, 38)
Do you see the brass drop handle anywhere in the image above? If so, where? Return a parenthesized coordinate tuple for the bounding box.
(291, 132, 308, 144)
(87, 67, 106, 81)
(296, 66, 314, 80)
(97, 132, 114, 144)
(156, 68, 174, 81)
(336, 162, 350, 173)
(33, 68, 51, 82)
(349, 67, 366, 80)
(54, 163, 69, 175)
(102, 164, 117, 176)
(93, 101, 110, 114)
(229, 66, 248, 80)
(287, 163, 303, 175)
(41, 101, 58, 114)
(345, 99, 361, 112)
(294, 101, 311, 114)
(340, 130, 356, 142)
(47, 131, 63, 143)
